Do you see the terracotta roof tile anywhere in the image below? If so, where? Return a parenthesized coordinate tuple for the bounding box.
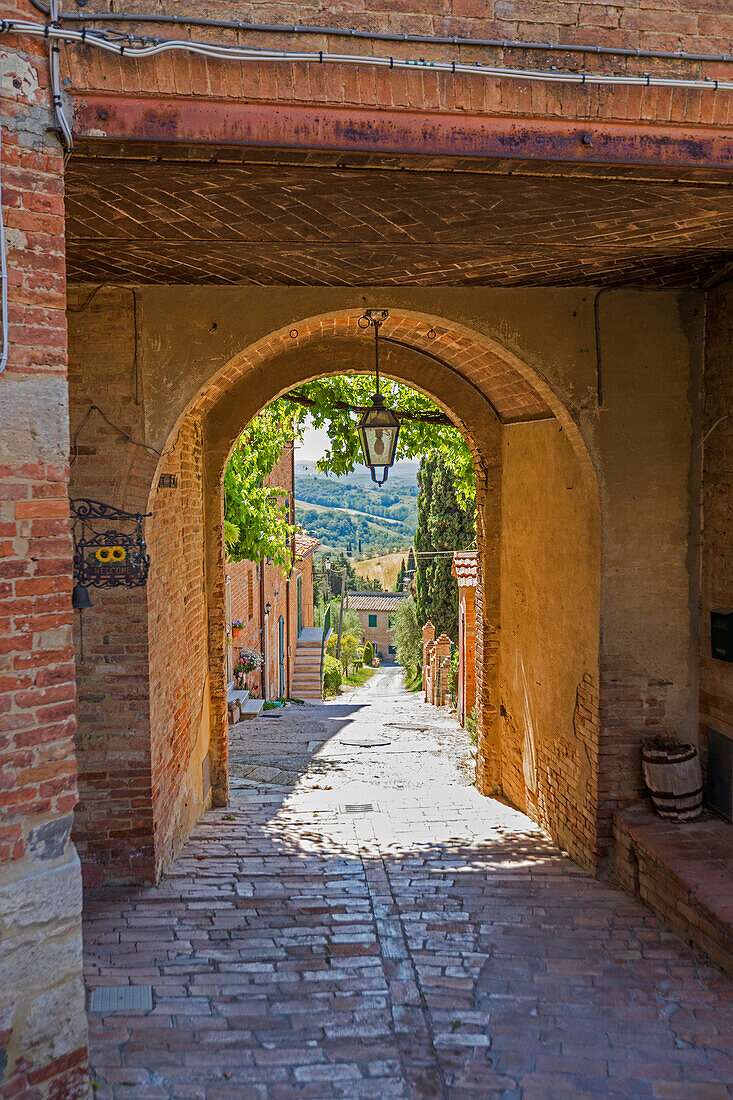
(346, 591, 408, 612)
(294, 532, 320, 559)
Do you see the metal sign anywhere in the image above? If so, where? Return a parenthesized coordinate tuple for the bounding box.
(70, 498, 151, 589)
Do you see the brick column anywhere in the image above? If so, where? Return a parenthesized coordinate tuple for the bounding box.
(432, 635, 452, 706)
(0, 8, 89, 1096)
(421, 620, 434, 695)
(424, 639, 435, 703)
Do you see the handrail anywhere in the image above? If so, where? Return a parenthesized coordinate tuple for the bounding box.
(319, 606, 331, 686)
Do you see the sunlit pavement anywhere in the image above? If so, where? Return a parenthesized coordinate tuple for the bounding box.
(84, 666, 733, 1099)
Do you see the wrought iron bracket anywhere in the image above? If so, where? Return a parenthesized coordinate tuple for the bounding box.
(70, 498, 152, 589)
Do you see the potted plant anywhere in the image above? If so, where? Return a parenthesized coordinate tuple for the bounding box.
(231, 619, 244, 640)
(233, 647, 262, 691)
(642, 734, 703, 822)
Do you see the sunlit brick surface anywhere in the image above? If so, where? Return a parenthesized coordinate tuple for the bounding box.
(84, 668, 733, 1099)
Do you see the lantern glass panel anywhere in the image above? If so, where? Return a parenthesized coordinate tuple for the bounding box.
(358, 403, 400, 470)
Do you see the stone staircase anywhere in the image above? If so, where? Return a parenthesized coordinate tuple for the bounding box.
(291, 626, 328, 700)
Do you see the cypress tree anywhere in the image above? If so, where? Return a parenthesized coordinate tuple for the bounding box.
(415, 452, 474, 641)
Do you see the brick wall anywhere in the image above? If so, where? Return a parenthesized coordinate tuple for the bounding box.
(63, 0, 733, 134)
(68, 286, 157, 884)
(148, 420, 210, 878)
(0, 1, 88, 1093)
(229, 560, 261, 691)
(699, 282, 733, 777)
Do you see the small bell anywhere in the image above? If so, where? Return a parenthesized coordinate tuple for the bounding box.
(72, 584, 93, 610)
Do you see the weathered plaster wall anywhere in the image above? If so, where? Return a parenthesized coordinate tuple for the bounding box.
(0, 5, 88, 1094)
(699, 283, 733, 778)
(500, 419, 601, 868)
(593, 291, 702, 846)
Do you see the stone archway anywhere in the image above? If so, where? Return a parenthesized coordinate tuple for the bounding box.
(136, 305, 602, 878)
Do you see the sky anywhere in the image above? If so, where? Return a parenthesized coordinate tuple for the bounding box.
(295, 416, 331, 463)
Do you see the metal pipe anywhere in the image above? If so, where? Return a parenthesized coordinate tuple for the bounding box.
(2, 20, 732, 92)
(48, 1, 73, 154)
(26, 0, 733, 66)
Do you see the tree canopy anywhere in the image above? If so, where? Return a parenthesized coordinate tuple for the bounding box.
(224, 376, 476, 566)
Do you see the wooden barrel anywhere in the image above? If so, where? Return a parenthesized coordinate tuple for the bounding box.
(642, 742, 703, 821)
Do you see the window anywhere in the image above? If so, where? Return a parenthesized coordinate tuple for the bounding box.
(368, 614, 377, 628)
(248, 572, 254, 619)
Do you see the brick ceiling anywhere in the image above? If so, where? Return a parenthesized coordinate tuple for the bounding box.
(64, 155, 733, 287)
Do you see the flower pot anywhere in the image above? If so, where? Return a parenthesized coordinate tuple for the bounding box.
(642, 740, 703, 822)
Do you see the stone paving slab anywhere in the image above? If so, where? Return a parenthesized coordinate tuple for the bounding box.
(84, 667, 733, 1098)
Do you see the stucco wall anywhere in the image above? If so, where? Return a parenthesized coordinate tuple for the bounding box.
(500, 419, 601, 865)
(699, 283, 733, 776)
(353, 608, 393, 658)
(593, 291, 701, 844)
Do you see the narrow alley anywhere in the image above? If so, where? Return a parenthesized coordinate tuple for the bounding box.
(84, 669, 733, 1099)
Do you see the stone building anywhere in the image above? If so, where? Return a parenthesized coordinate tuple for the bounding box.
(2, 0, 733, 1092)
(452, 551, 478, 727)
(346, 591, 407, 659)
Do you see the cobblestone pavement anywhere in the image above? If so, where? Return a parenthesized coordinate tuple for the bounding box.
(84, 666, 733, 1099)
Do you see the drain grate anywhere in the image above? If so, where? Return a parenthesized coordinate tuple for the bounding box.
(89, 985, 153, 1013)
(343, 803, 375, 813)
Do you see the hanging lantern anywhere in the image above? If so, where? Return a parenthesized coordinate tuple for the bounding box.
(357, 309, 400, 486)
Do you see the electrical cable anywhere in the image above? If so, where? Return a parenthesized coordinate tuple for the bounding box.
(1, 18, 732, 92)
(70, 403, 162, 467)
(25, 0, 733, 67)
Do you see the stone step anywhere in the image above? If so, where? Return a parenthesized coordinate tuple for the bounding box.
(238, 698, 264, 719)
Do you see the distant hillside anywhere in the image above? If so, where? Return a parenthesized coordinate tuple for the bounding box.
(297, 460, 419, 488)
(295, 462, 418, 557)
(354, 552, 410, 591)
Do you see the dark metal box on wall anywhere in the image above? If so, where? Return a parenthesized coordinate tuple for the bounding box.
(711, 610, 733, 662)
(71, 499, 152, 589)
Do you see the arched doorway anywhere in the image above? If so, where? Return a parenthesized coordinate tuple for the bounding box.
(69, 289, 699, 887)
(67, 298, 605, 884)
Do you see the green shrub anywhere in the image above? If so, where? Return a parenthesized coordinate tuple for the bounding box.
(323, 654, 343, 696)
(363, 641, 374, 666)
(449, 650, 459, 701)
(466, 706, 477, 744)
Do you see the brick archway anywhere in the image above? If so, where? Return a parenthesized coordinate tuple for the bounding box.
(135, 306, 603, 881)
(185, 307, 572, 433)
